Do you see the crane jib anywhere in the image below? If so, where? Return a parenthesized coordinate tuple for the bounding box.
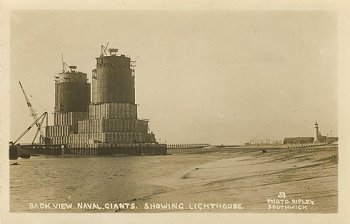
(18, 81, 46, 144)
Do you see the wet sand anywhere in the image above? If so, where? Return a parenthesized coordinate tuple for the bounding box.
(10, 145, 337, 213)
(141, 145, 338, 213)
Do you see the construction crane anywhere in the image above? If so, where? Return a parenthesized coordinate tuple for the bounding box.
(54, 55, 76, 82)
(18, 81, 46, 144)
(11, 112, 48, 145)
(61, 54, 77, 73)
(100, 42, 109, 56)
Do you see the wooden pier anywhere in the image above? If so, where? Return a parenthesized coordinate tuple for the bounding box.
(167, 144, 210, 149)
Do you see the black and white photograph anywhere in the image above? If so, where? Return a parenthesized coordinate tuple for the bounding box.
(1, 0, 350, 224)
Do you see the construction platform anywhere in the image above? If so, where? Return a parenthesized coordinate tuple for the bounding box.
(11, 46, 167, 159)
(10, 143, 167, 159)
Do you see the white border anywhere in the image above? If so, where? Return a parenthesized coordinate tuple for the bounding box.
(1, 0, 350, 223)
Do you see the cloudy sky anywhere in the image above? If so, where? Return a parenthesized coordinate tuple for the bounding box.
(10, 10, 337, 144)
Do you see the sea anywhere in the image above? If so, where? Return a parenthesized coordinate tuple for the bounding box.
(10, 155, 175, 212)
(10, 150, 233, 213)
(9, 147, 338, 213)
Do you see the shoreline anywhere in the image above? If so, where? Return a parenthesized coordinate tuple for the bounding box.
(10, 145, 338, 213)
(138, 145, 338, 213)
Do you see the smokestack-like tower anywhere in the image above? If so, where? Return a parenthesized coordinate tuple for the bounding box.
(315, 122, 319, 142)
(47, 45, 165, 154)
(91, 48, 135, 104)
(55, 66, 91, 112)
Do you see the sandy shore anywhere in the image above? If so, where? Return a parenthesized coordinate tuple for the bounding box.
(140, 145, 337, 213)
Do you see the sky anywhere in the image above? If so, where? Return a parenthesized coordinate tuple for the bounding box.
(10, 10, 337, 145)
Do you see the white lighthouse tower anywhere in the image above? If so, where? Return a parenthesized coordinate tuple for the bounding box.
(314, 122, 319, 142)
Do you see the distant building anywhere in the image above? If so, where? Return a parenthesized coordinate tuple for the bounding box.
(246, 139, 282, 145)
(283, 137, 314, 144)
(314, 122, 338, 143)
(283, 122, 338, 145)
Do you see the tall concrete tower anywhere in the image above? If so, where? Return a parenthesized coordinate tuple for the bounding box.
(55, 66, 91, 112)
(45, 45, 166, 155)
(46, 64, 90, 145)
(315, 122, 319, 142)
(92, 48, 135, 104)
(67, 45, 165, 155)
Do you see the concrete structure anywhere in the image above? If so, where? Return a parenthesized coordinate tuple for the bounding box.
(46, 66, 89, 145)
(55, 66, 91, 112)
(45, 46, 166, 155)
(92, 50, 135, 104)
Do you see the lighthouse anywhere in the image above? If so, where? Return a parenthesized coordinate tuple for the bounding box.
(315, 122, 319, 142)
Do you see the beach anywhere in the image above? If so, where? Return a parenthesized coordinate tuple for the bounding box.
(10, 145, 337, 213)
(142, 145, 338, 213)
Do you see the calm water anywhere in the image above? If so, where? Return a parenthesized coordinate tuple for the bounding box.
(10, 147, 337, 213)
(10, 156, 165, 212)
(10, 152, 231, 212)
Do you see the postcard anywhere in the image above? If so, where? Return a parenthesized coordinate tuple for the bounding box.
(1, 0, 350, 223)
